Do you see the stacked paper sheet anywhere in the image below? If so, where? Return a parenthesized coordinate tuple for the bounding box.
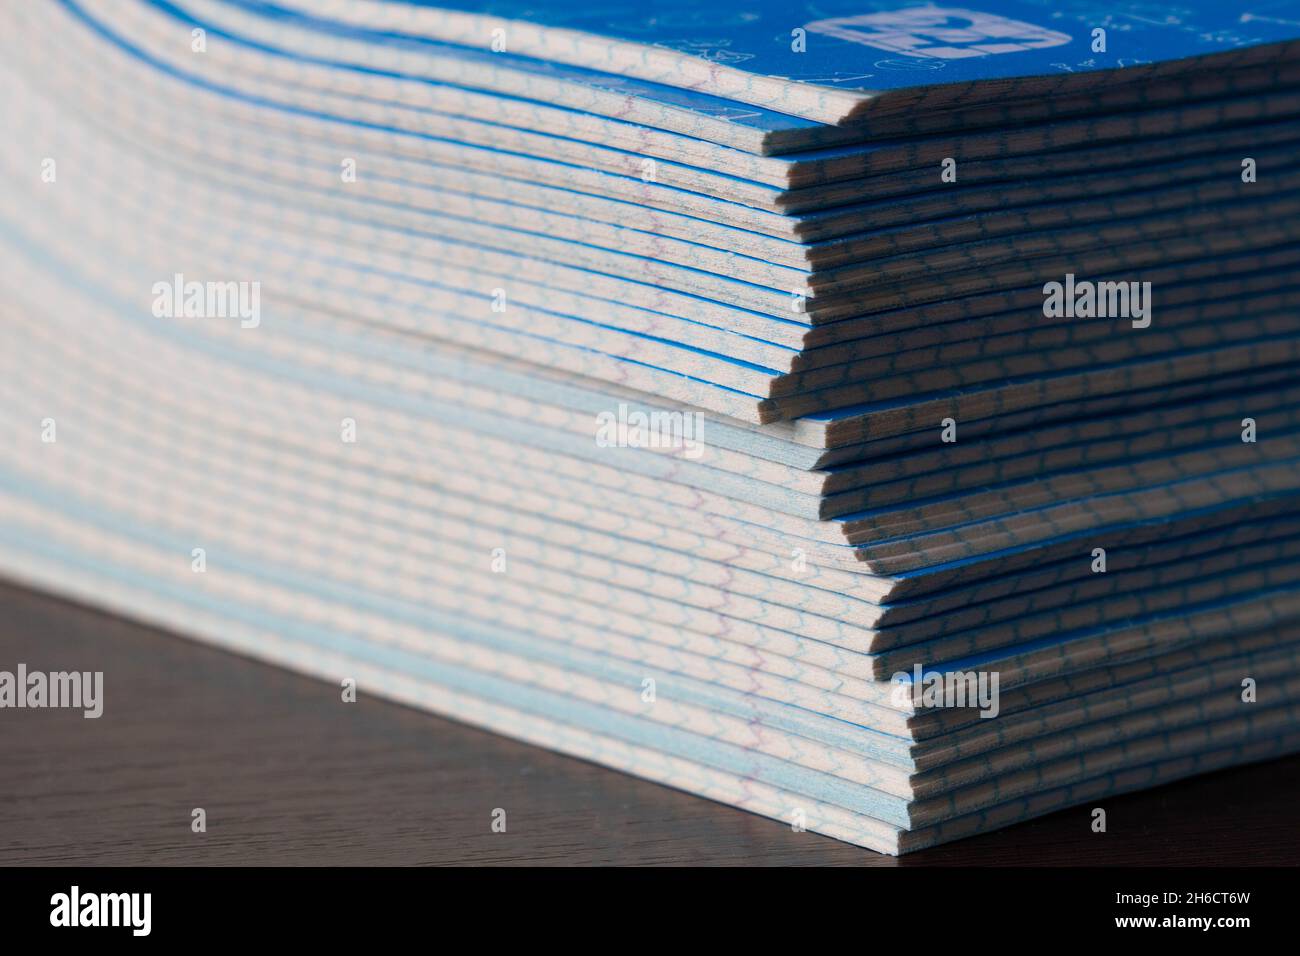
(2, 0, 1300, 854)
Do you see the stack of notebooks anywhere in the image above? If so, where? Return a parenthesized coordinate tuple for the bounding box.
(2, 0, 1299, 854)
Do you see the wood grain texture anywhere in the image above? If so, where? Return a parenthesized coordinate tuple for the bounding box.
(1, 579, 1296, 866)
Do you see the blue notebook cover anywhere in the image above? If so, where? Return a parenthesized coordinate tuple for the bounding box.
(257, 0, 1300, 122)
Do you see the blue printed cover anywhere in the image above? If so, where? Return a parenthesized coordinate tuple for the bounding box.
(398, 0, 1300, 90)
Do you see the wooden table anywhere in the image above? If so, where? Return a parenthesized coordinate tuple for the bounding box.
(2, 580, 1296, 866)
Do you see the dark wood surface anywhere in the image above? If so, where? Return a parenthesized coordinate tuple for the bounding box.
(1, 580, 1296, 866)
